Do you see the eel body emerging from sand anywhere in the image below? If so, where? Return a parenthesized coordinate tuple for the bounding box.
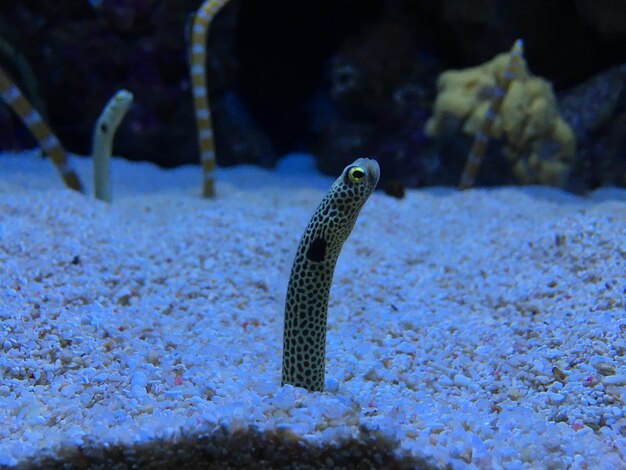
(0, 66, 83, 191)
(282, 158, 380, 392)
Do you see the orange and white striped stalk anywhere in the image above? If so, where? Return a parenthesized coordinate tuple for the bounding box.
(459, 39, 525, 190)
(0, 66, 83, 192)
(190, 0, 230, 198)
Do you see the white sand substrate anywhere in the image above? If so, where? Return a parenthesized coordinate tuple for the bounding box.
(1, 151, 626, 468)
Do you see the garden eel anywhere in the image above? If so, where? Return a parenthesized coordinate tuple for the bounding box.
(93, 89, 133, 203)
(282, 158, 380, 392)
(189, 0, 231, 198)
(0, 66, 83, 192)
(459, 38, 525, 190)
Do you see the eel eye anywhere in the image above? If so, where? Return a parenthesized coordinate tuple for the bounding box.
(348, 166, 366, 183)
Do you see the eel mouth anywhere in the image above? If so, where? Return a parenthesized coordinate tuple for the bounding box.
(353, 157, 381, 187)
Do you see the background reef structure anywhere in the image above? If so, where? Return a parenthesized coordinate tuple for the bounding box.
(425, 40, 577, 188)
(0, 0, 625, 190)
(0, 0, 275, 172)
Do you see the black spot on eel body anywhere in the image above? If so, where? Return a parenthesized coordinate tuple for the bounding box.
(306, 237, 327, 262)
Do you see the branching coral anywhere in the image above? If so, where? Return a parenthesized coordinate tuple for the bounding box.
(189, 0, 231, 198)
(0, 66, 83, 191)
(426, 40, 576, 187)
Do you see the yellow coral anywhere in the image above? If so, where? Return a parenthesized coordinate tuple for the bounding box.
(425, 48, 576, 186)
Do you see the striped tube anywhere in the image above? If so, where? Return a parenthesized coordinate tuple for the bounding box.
(0, 66, 83, 192)
(459, 39, 525, 190)
(190, 0, 230, 198)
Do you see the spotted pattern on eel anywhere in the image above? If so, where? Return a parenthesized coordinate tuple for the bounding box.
(282, 158, 380, 392)
(0, 66, 83, 192)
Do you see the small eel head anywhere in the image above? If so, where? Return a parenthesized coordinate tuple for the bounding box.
(340, 157, 380, 201)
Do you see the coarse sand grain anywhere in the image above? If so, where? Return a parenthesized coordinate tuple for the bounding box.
(1, 151, 626, 468)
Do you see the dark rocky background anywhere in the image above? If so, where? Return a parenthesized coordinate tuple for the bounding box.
(1, 0, 625, 193)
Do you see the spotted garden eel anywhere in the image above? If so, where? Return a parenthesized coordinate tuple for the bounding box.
(282, 158, 380, 392)
(0, 66, 83, 192)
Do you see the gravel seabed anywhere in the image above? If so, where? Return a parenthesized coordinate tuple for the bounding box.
(1, 151, 626, 468)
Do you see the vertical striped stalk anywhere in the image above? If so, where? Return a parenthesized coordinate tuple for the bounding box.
(190, 0, 230, 198)
(459, 39, 525, 190)
(0, 66, 83, 192)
